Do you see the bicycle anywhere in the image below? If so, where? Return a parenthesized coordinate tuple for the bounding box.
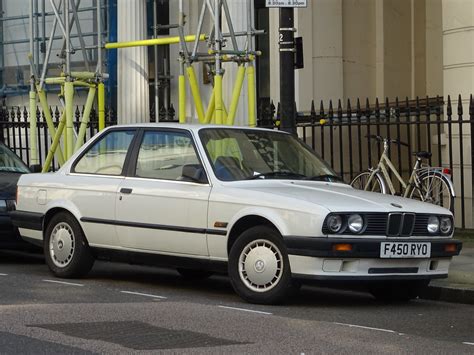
(350, 135, 455, 211)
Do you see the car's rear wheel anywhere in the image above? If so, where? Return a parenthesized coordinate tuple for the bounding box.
(368, 280, 429, 302)
(228, 225, 294, 304)
(44, 212, 94, 278)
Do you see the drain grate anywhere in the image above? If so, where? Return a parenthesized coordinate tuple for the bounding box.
(30, 321, 245, 350)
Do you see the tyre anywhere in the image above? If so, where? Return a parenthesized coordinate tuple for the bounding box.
(410, 173, 454, 212)
(351, 171, 386, 194)
(44, 211, 94, 278)
(368, 280, 430, 302)
(177, 268, 213, 279)
(228, 225, 294, 304)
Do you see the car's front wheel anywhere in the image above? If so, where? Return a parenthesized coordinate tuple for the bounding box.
(368, 280, 430, 302)
(44, 212, 94, 278)
(228, 225, 294, 304)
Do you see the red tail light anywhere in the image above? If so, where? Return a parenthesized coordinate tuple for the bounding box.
(443, 168, 451, 175)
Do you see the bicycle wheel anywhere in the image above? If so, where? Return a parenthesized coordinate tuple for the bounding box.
(351, 171, 386, 193)
(409, 173, 454, 211)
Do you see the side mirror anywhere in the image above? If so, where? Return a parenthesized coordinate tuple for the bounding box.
(29, 164, 43, 173)
(181, 164, 208, 184)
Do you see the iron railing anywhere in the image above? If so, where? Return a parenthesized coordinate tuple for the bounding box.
(258, 95, 474, 229)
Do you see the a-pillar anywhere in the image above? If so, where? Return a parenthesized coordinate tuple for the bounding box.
(442, 0, 474, 228)
(117, 0, 149, 124)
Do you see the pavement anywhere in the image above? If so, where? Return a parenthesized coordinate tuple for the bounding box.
(421, 243, 474, 305)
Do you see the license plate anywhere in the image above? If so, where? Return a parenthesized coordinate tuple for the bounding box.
(380, 242, 431, 258)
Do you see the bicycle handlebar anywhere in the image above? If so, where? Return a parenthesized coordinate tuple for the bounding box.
(365, 135, 409, 147)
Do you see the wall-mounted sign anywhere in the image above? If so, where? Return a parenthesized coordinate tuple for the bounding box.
(266, 0, 307, 8)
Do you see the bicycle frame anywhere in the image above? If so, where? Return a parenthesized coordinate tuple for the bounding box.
(364, 140, 422, 197)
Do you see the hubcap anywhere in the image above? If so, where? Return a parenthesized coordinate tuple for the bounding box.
(238, 239, 283, 293)
(49, 222, 75, 268)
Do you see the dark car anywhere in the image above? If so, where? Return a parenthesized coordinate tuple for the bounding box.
(0, 141, 33, 249)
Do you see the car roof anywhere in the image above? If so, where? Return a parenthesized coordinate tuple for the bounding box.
(105, 123, 288, 134)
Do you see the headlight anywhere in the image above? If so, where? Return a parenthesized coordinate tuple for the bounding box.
(440, 217, 452, 235)
(327, 215, 343, 233)
(427, 216, 440, 234)
(348, 214, 364, 233)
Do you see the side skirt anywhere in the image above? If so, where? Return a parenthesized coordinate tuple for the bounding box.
(91, 247, 228, 274)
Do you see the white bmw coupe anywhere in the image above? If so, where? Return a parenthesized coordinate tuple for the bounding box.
(11, 124, 462, 304)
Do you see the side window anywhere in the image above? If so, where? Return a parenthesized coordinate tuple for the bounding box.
(74, 130, 135, 175)
(135, 130, 203, 181)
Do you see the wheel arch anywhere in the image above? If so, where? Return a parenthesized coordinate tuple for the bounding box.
(43, 202, 85, 240)
(226, 214, 283, 255)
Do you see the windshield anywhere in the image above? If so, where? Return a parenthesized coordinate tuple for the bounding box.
(199, 128, 341, 182)
(0, 143, 30, 173)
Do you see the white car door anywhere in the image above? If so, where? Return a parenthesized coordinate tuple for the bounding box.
(70, 129, 137, 248)
(115, 129, 211, 256)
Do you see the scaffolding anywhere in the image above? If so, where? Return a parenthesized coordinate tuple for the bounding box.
(25, 0, 107, 171)
(25, 0, 262, 172)
(106, 0, 263, 126)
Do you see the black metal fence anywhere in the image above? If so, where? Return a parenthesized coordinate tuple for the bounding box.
(1, 97, 472, 229)
(259, 95, 474, 229)
(0, 104, 177, 169)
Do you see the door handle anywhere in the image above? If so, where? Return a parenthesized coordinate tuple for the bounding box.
(120, 188, 133, 194)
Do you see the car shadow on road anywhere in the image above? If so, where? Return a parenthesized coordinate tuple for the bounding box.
(0, 250, 44, 265)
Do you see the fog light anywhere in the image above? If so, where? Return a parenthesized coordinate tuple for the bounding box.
(427, 216, 440, 234)
(333, 243, 353, 252)
(327, 215, 343, 233)
(348, 214, 364, 233)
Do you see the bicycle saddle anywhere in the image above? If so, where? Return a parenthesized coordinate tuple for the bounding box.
(413, 151, 432, 159)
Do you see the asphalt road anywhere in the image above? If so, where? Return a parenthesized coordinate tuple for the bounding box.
(0, 250, 473, 354)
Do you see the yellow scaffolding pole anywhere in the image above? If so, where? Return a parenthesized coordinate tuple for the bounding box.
(36, 89, 65, 165)
(64, 81, 75, 159)
(226, 64, 246, 125)
(42, 111, 66, 173)
(105, 34, 206, 49)
(178, 74, 186, 123)
(98, 82, 105, 131)
(186, 66, 205, 123)
(29, 90, 38, 165)
(204, 87, 215, 124)
(74, 86, 96, 152)
(214, 74, 224, 125)
(247, 62, 256, 127)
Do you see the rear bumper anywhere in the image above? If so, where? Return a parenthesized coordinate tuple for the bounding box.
(284, 236, 462, 280)
(9, 210, 44, 231)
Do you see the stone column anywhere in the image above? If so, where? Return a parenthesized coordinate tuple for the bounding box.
(312, 0, 344, 103)
(224, 0, 253, 126)
(442, 0, 474, 228)
(117, 0, 149, 124)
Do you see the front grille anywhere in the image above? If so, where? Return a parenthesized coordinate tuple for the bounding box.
(387, 213, 415, 237)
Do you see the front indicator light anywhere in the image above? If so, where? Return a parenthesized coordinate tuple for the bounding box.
(427, 216, 440, 234)
(333, 243, 353, 252)
(445, 244, 457, 253)
(348, 214, 364, 233)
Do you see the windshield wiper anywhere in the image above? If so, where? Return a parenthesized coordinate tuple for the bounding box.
(246, 171, 307, 180)
(304, 174, 344, 182)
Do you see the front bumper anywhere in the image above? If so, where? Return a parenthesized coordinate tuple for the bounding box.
(284, 236, 462, 280)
